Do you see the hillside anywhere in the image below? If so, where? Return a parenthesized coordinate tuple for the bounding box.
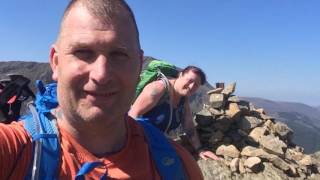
(241, 97, 320, 153)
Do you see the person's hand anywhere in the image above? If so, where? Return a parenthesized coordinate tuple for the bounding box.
(198, 150, 221, 161)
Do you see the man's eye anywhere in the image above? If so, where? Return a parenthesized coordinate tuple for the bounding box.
(73, 49, 95, 60)
(110, 51, 129, 59)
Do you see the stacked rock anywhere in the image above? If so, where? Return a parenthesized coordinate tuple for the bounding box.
(195, 82, 320, 179)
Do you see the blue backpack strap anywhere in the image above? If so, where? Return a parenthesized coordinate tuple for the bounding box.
(136, 119, 187, 180)
(22, 81, 60, 180)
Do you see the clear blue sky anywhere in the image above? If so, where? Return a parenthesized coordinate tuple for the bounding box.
(0, 0, 319, 106)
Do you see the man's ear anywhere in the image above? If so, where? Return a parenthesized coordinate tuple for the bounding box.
(49, 44, 59, 81)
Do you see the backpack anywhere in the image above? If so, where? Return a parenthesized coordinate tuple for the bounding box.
(21, 81, 187, 180)
(135, 59, 179, 99)
(0, 74, 35, 123)
(135, 59, 180, 134)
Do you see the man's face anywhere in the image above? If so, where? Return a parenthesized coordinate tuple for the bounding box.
(50, 4, 142, 124)
(175, 70, 201, 97)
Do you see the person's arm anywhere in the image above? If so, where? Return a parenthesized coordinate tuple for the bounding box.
(129, 80, 166, 118)
(183, 99, 220, 160)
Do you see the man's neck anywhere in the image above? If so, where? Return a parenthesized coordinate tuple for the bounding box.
(55, 110, 128, 157)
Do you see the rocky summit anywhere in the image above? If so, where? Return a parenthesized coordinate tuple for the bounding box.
(195, 82, 320, 180)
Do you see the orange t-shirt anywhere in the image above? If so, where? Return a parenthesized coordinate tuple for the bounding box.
(0, 118, 203, 179)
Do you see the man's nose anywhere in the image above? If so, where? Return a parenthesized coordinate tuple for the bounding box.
(90, 55, 111, 84)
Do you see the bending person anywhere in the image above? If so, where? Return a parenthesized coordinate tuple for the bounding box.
(129, 66, 220, 160)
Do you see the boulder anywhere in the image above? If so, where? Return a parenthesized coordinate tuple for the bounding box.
(221, 82, 236, 96)
(209, 130, 224, 144)
(195, 109, 213, 126)
(207, 87, 223, 94)
(228, 96, 240, 103)
(260, 135, 287, 156)
(239, 159, 246, 174)
(238, 100, 251, 114)
(244, 157, 261, 168)
(263, 120, 274, 130)
(208, 107, 224, 116)
(230, 158, 240, 172)
(269, 156, 290, 171)
(225, 103, 241, 120)
(213, 116, 232, 132)
(244, 157, 262, 172)
(241, 146, 274, 159)
(285, 148, 304, 162)
(238, 116, 263, 132)
(255, 108, 266, 114)
(249, 162, 289, 180)
(298, 155, 314, 166)
(209, 93, 225, 109)
(248, 127, 267, 143)
(216, 144, 240, 158)
(227, 130, 243, 143)
(273, 121, 293, 141)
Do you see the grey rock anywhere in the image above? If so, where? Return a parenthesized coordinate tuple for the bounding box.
(255, 108, 266, 115)
(241, 146, 274, 159)
(225, 103, 242, 120)
(239, 159, 246, 174)
(197, 159, 232, 180)
(209, 130, 224, 144)
(209, 93, 225, 109)
(195, 109, 213, 126)
(228, 95, 240, 103)
(230, 158, 240, 172)
(273, 121, 293, 141)
(285, 148, 304, 162)
(216, 144, 240, 158)
(227, 130, 243, 143)
(222, 82, 236, 96)
(207, 87, 223, 95)
(260, 134, 287, 156)
(263, 120, 274, 130)
(238, 100, 251, 114)
(244, 157, 262, 170)
(238, 116, 263, 132)
(248, 127, 267, 143)
(213, 116, 232, 132)
(298, 155, 314, 166)
(240, 162, 289, 180)
(208, 107, 224, 116)
(269, 156, 290, 171)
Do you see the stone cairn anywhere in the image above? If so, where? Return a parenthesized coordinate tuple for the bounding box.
(195, 82, 320, 180)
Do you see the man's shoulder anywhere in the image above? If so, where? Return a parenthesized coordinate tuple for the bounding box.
(0, 121, 29, 135)
(0, 121, 33, 178)
(0, 121, 31, 143)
